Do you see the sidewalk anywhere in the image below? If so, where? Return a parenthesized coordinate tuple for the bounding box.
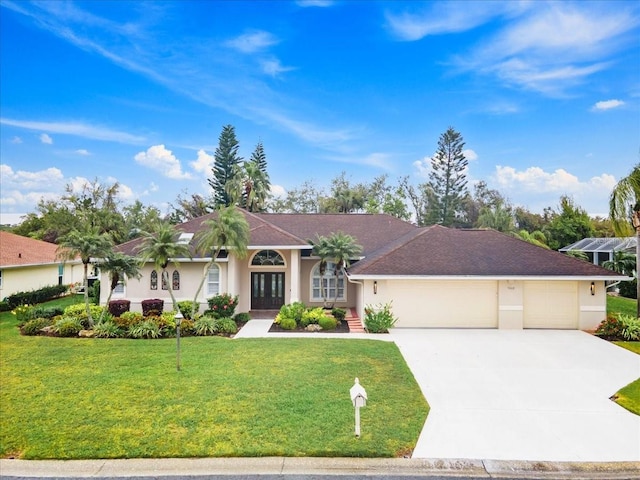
(2, 457, 639, 479)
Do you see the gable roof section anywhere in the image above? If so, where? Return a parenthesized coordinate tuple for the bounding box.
(348, 225, 626, 279)
(0, 231, 61, 268)
(262, 213, 418, 255)
(115, 211, 418, 258)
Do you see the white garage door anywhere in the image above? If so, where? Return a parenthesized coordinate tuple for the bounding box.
(524, 281, 578, 329)
(388, 280, 498, 328)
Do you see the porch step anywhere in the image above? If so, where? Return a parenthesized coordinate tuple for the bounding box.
(346, 308, 366, 333)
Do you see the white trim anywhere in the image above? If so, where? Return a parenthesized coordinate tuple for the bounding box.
(347, 274, 630, 281)
(248, 245, 310, 250)
(580, 306, 606, 312)
(499, 305, 523, 311)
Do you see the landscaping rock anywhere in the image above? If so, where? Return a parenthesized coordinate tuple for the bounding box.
(305, 324, 322, 332)
(79, 329, 95, 338)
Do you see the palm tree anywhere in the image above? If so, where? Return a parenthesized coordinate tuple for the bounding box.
(226, 161, 271, 212)
(310, 235, 332, 306)
(312, 232, 362, 308)
(609, 164, 640, 316)
(512, 230, 550, 249)
(476, 201, 514, 232)
(97, 252, 142, 323)
(136, 221, 192, 311)
(602, 251, 636, 277)
(57, 228, 114, 327)
(192, 207, 250, 314)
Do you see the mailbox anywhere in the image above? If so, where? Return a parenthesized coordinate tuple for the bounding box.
(350, 378, 367, 407)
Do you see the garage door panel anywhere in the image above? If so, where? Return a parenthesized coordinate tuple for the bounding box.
(524, 281, 577, 329)
(389, 280, 497, 328)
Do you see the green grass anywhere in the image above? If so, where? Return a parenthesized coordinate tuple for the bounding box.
(611, 341, 640, 416)
(607, 294, 637, 317)
(0, 298, 428, 460)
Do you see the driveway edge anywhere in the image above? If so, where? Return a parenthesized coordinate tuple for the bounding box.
(1, 457, 639, 479)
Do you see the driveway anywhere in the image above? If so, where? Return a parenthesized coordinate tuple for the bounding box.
(390, 329, 640, 462)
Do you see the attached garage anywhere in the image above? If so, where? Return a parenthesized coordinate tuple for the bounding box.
(523, 281, 578, 329)
(381, 280, 498, 328)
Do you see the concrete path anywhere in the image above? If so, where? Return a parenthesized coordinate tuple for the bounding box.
(390, 329, 640, 462)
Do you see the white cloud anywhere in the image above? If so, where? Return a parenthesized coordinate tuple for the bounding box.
(40, 133, 53, 144)
(225, 30, 279, 54)
(270, 184, 286, 198)
(463, 149, 478, 161)
(0, 164, 64, 189)
(493, 165, 617, 214)
(75, 149, 91, 155)
(260, 58, 295, 77)
(11, 136, 22, 144)
(296, 0, 334, 7)
(190, 149, 215, 174)
(134, 144, 192, 179)
(592, 99, 625, 111)
(0, 164, 66, 212)
(1, 118, 146, 144)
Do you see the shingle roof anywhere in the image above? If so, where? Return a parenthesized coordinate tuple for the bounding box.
(116, 211, 417, 258)
(0, 231, 61, 267)
(348, 225, 625, 278)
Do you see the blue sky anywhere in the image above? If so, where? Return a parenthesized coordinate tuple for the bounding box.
(1, 0, 638, 225)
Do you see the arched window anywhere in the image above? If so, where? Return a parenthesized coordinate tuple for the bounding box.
(310, 261, 345, 302)
(207, 264, 220, 296)
(150, 270, 158, 290)
(172, 270, 180, 290)
(251, 250, 285, 266)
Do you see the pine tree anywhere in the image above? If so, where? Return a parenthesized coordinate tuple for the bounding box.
(209, 125, 242, 207)
(426, 127, 469, 226)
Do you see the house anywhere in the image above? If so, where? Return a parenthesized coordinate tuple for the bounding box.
(105, 211, 627, 331)
(559, 237, 637, 266)
(0, 231, 83, 299)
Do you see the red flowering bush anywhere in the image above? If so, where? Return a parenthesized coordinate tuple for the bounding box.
(207, 293, 239, 318)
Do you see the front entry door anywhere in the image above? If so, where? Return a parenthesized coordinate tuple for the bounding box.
(251, 272, 285, 310)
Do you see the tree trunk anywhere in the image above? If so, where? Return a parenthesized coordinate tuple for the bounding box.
(163, 269, 179, 312)
(192, 260, 214, 319)
(83, 262, 93, 327)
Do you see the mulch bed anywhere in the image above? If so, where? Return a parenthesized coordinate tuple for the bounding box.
(268, 321, 351, 333)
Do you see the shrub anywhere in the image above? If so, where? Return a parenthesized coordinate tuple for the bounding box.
(331, 307, 347, 322)
(301, 307, 328, 327)
(619, 279, 637, 299)
(278, 316, 297, 330)
(194, 316, 218, 336)
(214, 317, 238, 334)
(274, 302, 306, 326)
(108, 299, 131, 317)
(128, 320, 162, 339)
(319, 315, 337, 331)
(31, 306, 64, 319)
(53, 316, 84, 337)
(364, 302, 397, 333)
(177, 301, 199, 320)
(234, 312, 251, 324)
(141, 298, 164, 317)
(0, 301, 11, 312)
(178, 319, 195, 335)
(22, 317, 52, 336)
(207, 293, 238, 318)
(63, 304, 105, 325)
(156, 311, 178, 337)
(93, 321, 122, 338)
(595, 315, 624, 340)
(12, 304, 34, 324)
(619, 314, 640, 341)
(114, 311, 143, 329)
(5, 284, 68, 309)
(89, 280, 100, 304)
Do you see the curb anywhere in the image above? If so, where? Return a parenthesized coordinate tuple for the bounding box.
(1, 457, 639, 479)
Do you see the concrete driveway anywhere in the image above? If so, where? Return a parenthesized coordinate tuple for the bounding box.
(390, 329, 640, 462)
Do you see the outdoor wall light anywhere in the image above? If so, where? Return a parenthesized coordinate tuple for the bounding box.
(373, 281, 378, 294)
(590, 282, 595, 296)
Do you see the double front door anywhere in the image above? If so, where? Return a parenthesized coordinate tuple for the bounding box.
(251, 272, 285, 310)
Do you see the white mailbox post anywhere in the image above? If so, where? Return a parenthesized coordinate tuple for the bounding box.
(350, 377, 367, 437)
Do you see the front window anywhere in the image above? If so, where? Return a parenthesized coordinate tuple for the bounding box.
(251, 250, 285, 266)
(172, 270, 180, 290)
(150, 270, 158, 290)
(207, 264, 220, 296)
(311, 261, 346, 302)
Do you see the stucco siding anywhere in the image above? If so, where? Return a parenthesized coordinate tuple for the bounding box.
(1, 263, 81, 299)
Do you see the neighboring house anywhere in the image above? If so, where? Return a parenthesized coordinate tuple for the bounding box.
(560, 237, 637, 266)
(105, 211, 627, 331)
(0, 231, 82, 299)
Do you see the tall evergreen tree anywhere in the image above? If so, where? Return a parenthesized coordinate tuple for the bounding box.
(209, 125, 242, 208)
(426, 127, 469, 226)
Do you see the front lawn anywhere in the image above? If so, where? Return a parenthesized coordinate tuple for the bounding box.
(0, 299, 428, 460)
(607, 294, 637, 317)
(610, 341, 640, 416)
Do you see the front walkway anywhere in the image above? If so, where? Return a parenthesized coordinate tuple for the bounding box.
(390, 329, 640, 462)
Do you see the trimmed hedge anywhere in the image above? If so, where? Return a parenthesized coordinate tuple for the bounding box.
(141, 298, 164, 317)
(5, 284, 68, 309)
(108, 299, 131, 317)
